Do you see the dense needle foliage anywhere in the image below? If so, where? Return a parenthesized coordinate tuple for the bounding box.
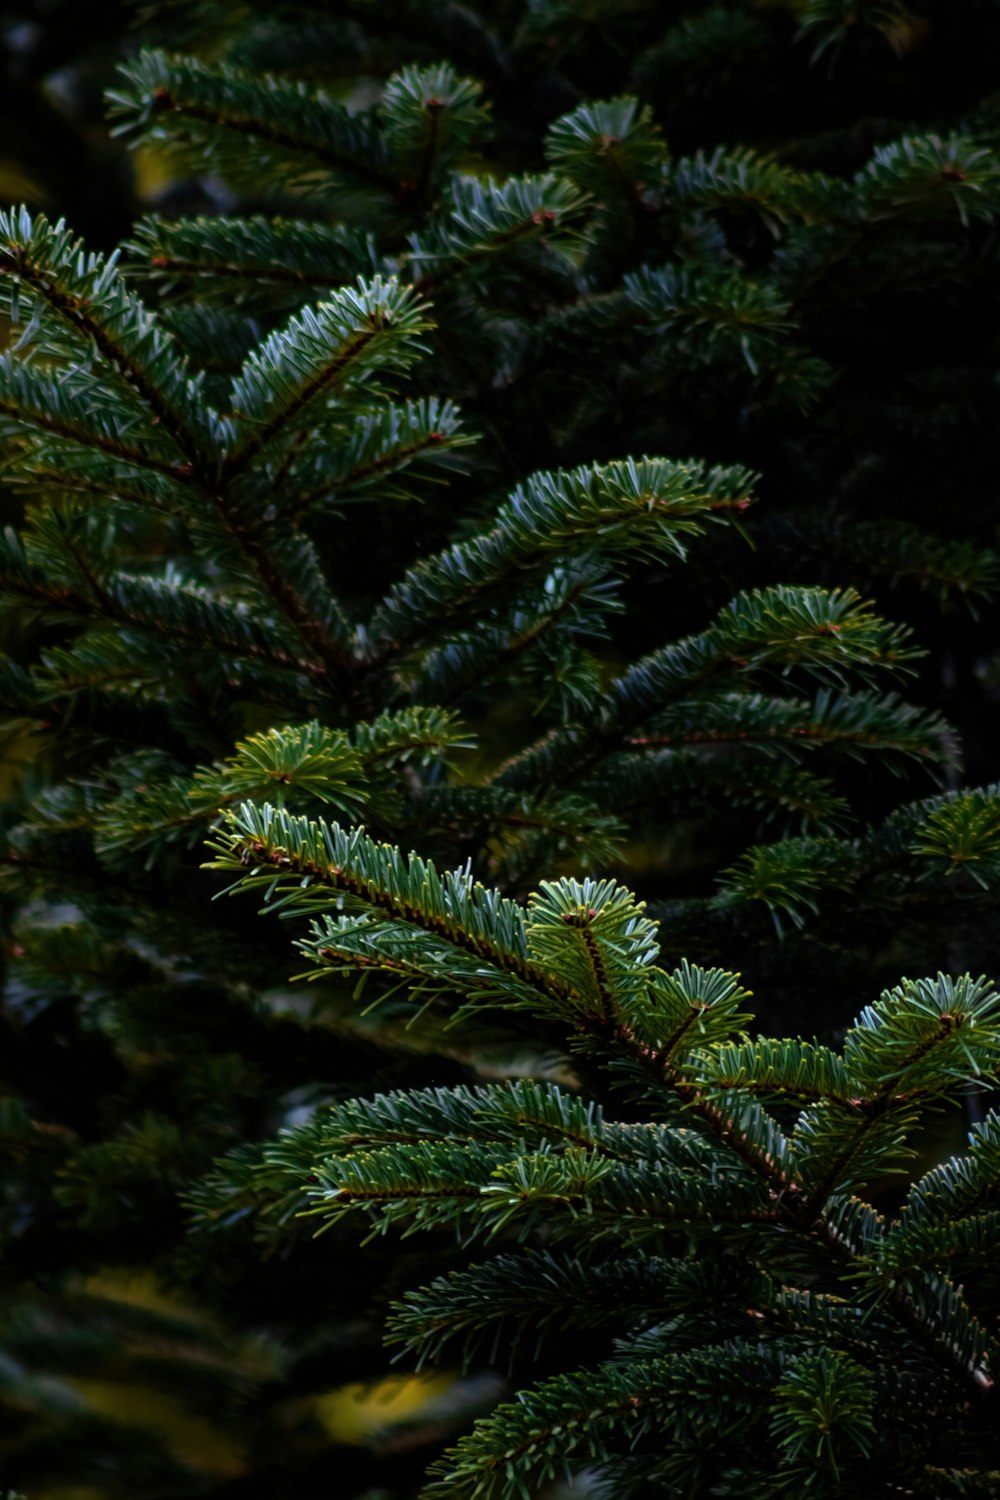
(1, 2, 999, 1496)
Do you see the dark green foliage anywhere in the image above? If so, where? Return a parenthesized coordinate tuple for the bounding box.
(207, 812, 1000, 1497)
(2, 1, 1000, 1495)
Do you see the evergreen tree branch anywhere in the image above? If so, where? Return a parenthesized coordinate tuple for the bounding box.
(129, 214, 379, 306)
(367, 456, 756, 655)
(205, 803, 577, 1010)
(221, 276, 430, 480)
(0, 207, 209, 464)
(108, 50, 393, 192)
(499, 587, 921, 792)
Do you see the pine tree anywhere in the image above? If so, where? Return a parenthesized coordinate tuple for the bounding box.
(2, 2, 1000, 1495)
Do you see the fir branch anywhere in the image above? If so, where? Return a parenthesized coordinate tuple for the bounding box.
(545, 96, 667, 204)
(381, 63, 491, 205)
(423, 1343, 784, 1499)
(206, 802, 577, 1010)
(0, 357, 195, 484)
(368, 455, 756, 654)
(108, 49, 393, 191)
(499, 587, 921, 792)
(624, 689, 951, 765)
(406, 174, 589, 293)
(222, 276, 430, 479)
(0, 207, 209, 464)
(129, 214, 379, 305)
